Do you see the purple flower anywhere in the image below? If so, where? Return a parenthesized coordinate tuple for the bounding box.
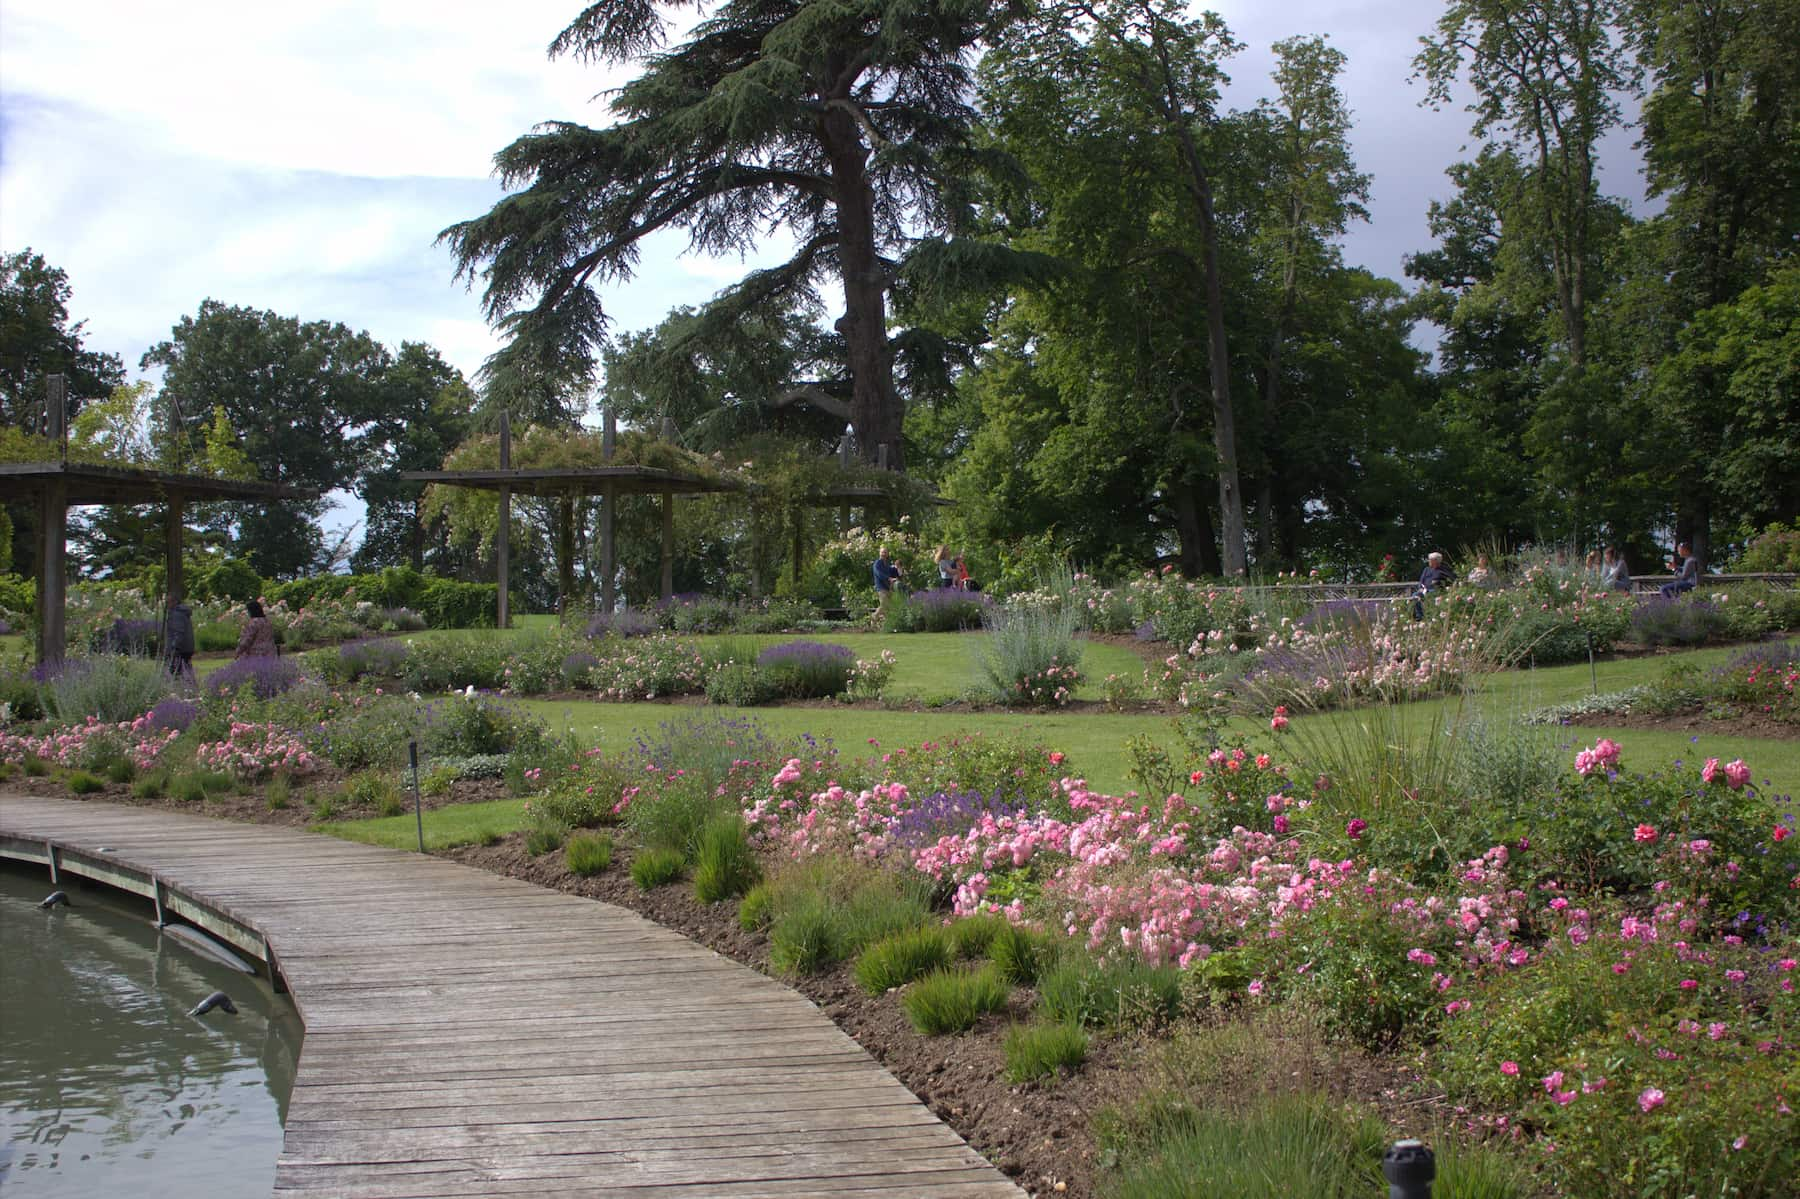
(206, 655, 307, 700)
(337, 637, 408, 680)
(586, 609, 658, 639)
(891, 789, 1028, 849)
(146, 696, 200, 732)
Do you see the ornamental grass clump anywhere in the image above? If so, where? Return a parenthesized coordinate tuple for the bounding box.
(692, 813, 761, 904)
(989, 922, 1054, 986)
(564, 830, 613, 876)
(755, 640, 856, 699)
(901, 966, 1010, 1035)
(1038, 954, 1182, 1031)
(854, 925, 951, 994)
(1003, 1021, 1088, 1083)
(975, 595, 1084, 707)
(333, 637, 408, 683)
(45, 656, 176, 724)
(947, 913, 1008, 960)
(630, 846, 686, 889)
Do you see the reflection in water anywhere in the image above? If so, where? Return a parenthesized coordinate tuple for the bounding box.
(0, 863, 302, 1197)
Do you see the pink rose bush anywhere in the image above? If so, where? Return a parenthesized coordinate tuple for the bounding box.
(196, 721, 319, 782)
(0, 713, 179, 773)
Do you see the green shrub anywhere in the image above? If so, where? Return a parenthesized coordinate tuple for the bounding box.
(524, 825, 564, 856)
(131, 769, 169, 799)
(264, 774, 291, 810)
(975, 595, 1084, 707)
(854, 926, 950, 995)
(630, 846, 685, 890)
(199, 557, 262, 603)
(422, 692, 549, 758)
(22, 754, 49, 777)
(769, 893, 837, 974)
(692, 813, 761, 904)
(311, 792, 338, 820)
(1003, 1021, 1088, 1083)
(564, 830, 614, 876)
(947, 914, 1007, 960)
(901, 967, 1010, 1034)
(194, 620, 239, 652)
(66, 770, 104, 794)
(104, 758, 135, 784)
(340, 771, 403, 814)
(420, 764, 458, 797)
(704, 661, 777, 706)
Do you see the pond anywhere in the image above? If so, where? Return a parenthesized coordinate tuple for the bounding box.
(0, 864, 301, 1197)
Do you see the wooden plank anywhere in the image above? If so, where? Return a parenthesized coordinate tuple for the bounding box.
(0, 795, 1024, 1199)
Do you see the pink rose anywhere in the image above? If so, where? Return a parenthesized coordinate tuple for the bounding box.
(1500, 1061, 1519, 1077)
(1723, 759, 1750, 789)
(1634, 824, 1658, 843)
(1638, 1087, 1665, 1113)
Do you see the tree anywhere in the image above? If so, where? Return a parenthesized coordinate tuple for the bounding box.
(442, 0, 1029, 471)
(0, 249, 124, 431)
(1416, 0, 1635, 372)
(353, 343, 477, 573)
(142, 301, 393, 578)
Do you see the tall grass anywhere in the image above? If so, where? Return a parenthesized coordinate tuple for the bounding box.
(45, 655, 176, 723)
(976, 570, 1084, 705)
(692, 813, 760, 903)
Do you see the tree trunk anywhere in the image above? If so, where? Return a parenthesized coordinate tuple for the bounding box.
(1172, 481, 1221, 577)
(820, 103, 903, 470)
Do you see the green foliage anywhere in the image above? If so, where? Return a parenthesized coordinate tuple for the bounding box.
(339, 770, 403, 815)
(900, 967, 1010, 1035)
(44, 656, 176, 724)
(630, 846, 686, 890)
(263, 773, 291, 811)
(975, 596, 1083, 707)
(65, 770, 104, 794)
(131, 769, 169, 800)
(197, 558, 262, 603)
(564, 830, 614, 876)
(692, 813, 761, 904)
(946, 913, 1007, 960)
(704, 661, 777, 706)
(738, 882, 775, 931)
(1002, 1021, 1088, 1083)
(170, 772, 208, 803)
(1037, 954, 1182, 1032)
(523, 825, 564, 856)
(988, 922, 1054, 986)
(854, 926, 951, 995)
(103, 758, 134, 784)
(1735, 521, 1800, 574)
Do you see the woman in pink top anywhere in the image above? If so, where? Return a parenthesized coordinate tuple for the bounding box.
(235, 600, 278, 658)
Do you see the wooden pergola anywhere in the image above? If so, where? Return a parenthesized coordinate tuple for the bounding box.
(402, 413, 741, 625)
(0, 461, 317, 667)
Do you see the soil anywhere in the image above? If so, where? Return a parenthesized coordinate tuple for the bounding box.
(1563, 707, 1798, 740)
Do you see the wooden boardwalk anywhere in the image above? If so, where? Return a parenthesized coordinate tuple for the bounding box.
(0, 795, 1025, 1198)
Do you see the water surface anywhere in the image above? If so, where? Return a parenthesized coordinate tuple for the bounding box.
(0, 863, 301, 1197)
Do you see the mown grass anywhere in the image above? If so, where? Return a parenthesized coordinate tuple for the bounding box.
(315, 797, 527, 851)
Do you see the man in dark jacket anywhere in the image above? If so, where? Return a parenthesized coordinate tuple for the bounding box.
(1414, 552, 1453, 619)
(163, 602, 196, 679)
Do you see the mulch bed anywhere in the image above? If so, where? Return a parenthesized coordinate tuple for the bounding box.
(1562, 708, 1798, 740)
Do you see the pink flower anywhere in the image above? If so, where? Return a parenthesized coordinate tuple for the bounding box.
(1542, 1070, 1564, 1093)
(1774, 825, 1791, 843)
(1552, 1090, 1576, 1106)
(1500, 1061, 1519, 1077)
(1272, 814, 1290, 834)
(1702, 757, 1721, 784)
(1634, 823, 1658, 843)
(1638, 1087, 1665, 1113)
(1679, 978, 1698, 990)
(1708, 1023, 1728, 1041)
(1270, 714, 1289, 732)
(1723, 759, 1750, 789)
(1346, 818, 1368, 840)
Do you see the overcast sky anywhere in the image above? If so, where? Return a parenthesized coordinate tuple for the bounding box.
(1, 1, 1649, 391)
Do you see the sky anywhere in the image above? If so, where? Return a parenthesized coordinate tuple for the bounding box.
(2, 2, 1650, 423)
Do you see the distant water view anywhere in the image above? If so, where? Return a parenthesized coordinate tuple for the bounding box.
(0, 864, 301, 1197)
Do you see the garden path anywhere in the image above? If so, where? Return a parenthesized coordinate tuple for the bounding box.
(0, 794, 1024, 1198)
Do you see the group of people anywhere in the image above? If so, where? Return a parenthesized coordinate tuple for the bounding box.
(157, 598, 279, 679)
(1415, 540, 1701, 611)
(871, 546, 974, 608)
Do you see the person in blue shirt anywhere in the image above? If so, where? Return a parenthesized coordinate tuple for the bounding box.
(1413, 551, 1453, 619)
(871, 546, 903, 612)
(1660, 542, 1699, 598)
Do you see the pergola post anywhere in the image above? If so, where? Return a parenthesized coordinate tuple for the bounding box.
(165, 491, 185, 606)
(600, 407, 617, 613)
(660, 489, 674, 601)
(496, 411, 511, 629)
(37, 478, 67, 666)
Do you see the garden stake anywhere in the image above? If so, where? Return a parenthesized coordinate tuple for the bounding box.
(1588, 630, 1598, 694)
(1381, 1139, 1433, 1199)
(409, 741, 424, 853)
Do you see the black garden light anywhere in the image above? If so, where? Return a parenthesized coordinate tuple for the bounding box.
(1382, 1139, 1435, 1199)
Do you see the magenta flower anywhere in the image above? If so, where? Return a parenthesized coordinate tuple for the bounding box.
(1272, 813, 1290, 834)
(1500, 1061, 1519, 1077)
(1346, 818, 1368, 840)
(1638, 1087, 1666, 1113)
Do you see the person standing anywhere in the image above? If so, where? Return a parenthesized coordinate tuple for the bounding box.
(871, 547, 902, 612)
(163, 601, 196, 679)
(934, 545, 955, 589)
(235, 599, 278, 658)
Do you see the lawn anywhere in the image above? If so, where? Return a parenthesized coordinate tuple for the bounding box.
(318, 798, 526, 851)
